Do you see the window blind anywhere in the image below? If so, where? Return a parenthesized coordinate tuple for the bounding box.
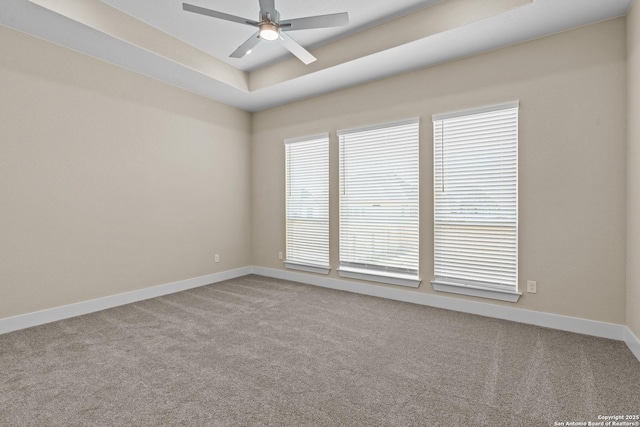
(285, 134, 329, 271)
(338, 119, 419, 278)
(433, 102, 518, 294)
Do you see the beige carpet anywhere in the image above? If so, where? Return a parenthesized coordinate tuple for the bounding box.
(1, 275, 638, 426)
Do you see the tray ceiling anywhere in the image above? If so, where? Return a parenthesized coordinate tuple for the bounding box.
(0, 0, 634, 111)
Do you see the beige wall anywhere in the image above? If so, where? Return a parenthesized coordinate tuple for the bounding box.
(0, 26, 252, 319)
(628, 2, 640, 337)
(252, 18, 628, 324)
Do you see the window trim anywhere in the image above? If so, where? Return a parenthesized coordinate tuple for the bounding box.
(432, 100, 520, 121)
(338, 266, 421, 288)
(430, 278, 521, 302)
(284, 261, 331, 275)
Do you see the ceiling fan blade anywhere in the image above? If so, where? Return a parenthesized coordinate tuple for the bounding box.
(259, 0, 277, 20)
(279, 32, 316, 65)
(280, 12, 349, 31)
(183, 3, 258, 27)
(230, 31, 262, 58)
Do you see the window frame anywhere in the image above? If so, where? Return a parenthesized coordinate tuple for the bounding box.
(284, 134, 331, 275)
(431, 101, 520, 302)
(337, 118, 421, 288)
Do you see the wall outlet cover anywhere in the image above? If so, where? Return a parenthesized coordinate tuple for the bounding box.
(527, 280, 537, 293)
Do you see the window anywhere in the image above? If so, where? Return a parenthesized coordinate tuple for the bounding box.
(432, 101, 519, 302)
(285, 134, 330, 274)
(338, 119, 420, 287)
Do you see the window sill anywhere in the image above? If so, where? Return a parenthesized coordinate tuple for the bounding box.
(338, 267, 421, 288)
(431, 279, 521, 302)
(284, 261, 330, 275)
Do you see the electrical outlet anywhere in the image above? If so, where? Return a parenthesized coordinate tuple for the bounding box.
(214, 254, 220, 263)
(527, 280, 537, 293)
(278, 252, 283, 260)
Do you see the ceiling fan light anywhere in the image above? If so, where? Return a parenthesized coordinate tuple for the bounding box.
(259, 23, 279, 41)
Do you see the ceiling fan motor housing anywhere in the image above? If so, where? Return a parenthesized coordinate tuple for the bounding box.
(260, 10, 279, 24)
(259, 10, 280, 40)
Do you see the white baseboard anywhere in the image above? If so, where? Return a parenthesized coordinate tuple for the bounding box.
(625, 327, 640, 361)
(251, 267, 627, 342)
(0, 267, 251, 335)
(2, 265, 638, 364)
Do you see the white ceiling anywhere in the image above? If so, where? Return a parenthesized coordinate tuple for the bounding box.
(0, 0, 634, 112)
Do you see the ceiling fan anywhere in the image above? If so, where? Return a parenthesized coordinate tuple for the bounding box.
(182, 0, 349, 65)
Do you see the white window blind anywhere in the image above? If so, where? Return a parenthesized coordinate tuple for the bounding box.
(432, 102, 519, 298)
(338, 119, 420, 286)
(285, 134, 330, 273)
